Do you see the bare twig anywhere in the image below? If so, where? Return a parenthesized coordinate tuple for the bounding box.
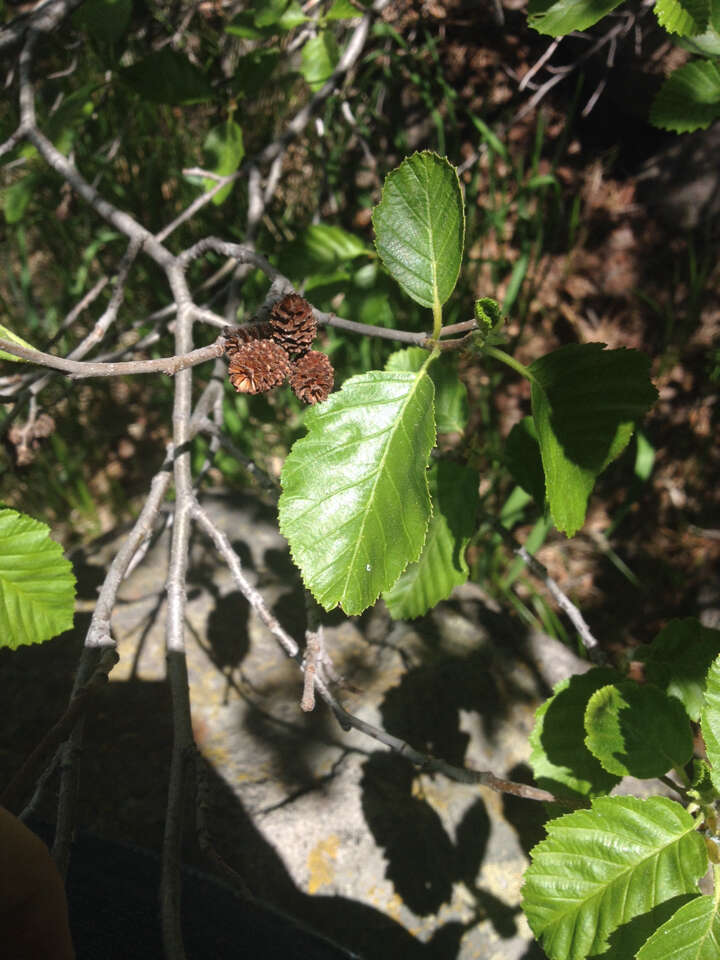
(191, 503, 300, 661)
(322, 690, 572, 805)
(192, 504, 571, 805)
(483, 514, 604, 661)
(0, 337, 225, 377)
(159, 258, 198, 959)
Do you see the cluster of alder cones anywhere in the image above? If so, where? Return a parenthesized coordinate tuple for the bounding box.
(224, 294, 334, 405)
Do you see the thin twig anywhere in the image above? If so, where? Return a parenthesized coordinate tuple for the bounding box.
(191, 503, 300, 661)
(159, 262, 198, 960)
(0, 337, 225, 377)
(483, 514, 604, 661)
(192, 504, 571, 806)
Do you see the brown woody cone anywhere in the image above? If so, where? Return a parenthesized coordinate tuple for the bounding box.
(269, 293, 317, 357)
(223, 322, 273, 358)
(228, 340, 290, 394)
(289, 350, 334, 405)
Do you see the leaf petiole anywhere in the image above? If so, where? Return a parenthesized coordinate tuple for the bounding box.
(484, 345, 540, 386)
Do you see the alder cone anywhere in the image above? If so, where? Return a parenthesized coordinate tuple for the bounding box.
(228, 339, 290, 394)
(223, 322, 273, 358)
(289, 350, 334, 405)
(269, 293, 317, 357)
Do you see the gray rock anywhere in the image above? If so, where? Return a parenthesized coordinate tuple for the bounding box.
(3, 490, 596, 958)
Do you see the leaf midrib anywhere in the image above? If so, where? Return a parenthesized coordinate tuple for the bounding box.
(541, 819, 698, 935)
(339, 368, 430, 607)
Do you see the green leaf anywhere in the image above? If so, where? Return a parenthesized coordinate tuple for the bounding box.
(0, 323, 37, 363)
(280, 224, 370, 282)
(372, 151, 465, 310)
(678, 25, 720, 56)
(279, 368, 436, 615)
(255, 0, 291, 26)
(529, 343, 658, 536)
(324, 0, 363, 19)
(43, 84, 96, 156)
(225, 13, 269, 38)
(383, 460, 477, 619)
(202, 120, 244, 205)
(385, 347, 468, 433)
(504, 416, 545, 509)
(301, 223, 369, 268)
(529, 668, 623, 801)
(637, 895, 720, 960)
(639, 618, 720, 722)
(522, 796, 708, 960)
(300, 30, 340, 91)
(650, 60, 720, 133)
(701, 655, 720, 793)
(584, 681, 694, 779)
(121, 49, 213, 105)
(527, 0, 625, 36)
(3, 173, 38, 225)
(0, 507, 76, 649)
(655, 0, 710, 35)
(72, 0, 132, 42)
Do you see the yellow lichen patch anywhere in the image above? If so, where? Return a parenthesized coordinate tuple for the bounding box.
(307, 835, 340, 894)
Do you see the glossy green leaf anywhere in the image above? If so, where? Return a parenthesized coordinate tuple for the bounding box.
(655, 0, 710, 35)
(372, 151, 465, 310)
(385, 347, 468, 433)
(505, 416, 545, 509)
(701, 655, 720, 793)
(637, 895, 720, 960)
(202, 120, 244, 205)
(584, 681, 693, 779)
(650, 60, 720, 133)
(529, 343, 658, 536)
(72, 0, 132, 42)
(279, 369, 436, 615)
(300, 30, 340, 91)
(383, 460, 477, 619)
(529, 668, 623, 801)
(0, 507, 76, 650)
(527, 0, 624, 36)
(121, 49, 213, 105)
(0, 323, 37, 363)
(523, 796, 708, 960)
(640, 618, 720, 722)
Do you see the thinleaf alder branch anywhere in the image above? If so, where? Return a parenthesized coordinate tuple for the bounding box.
(0, 337, 225, 378)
